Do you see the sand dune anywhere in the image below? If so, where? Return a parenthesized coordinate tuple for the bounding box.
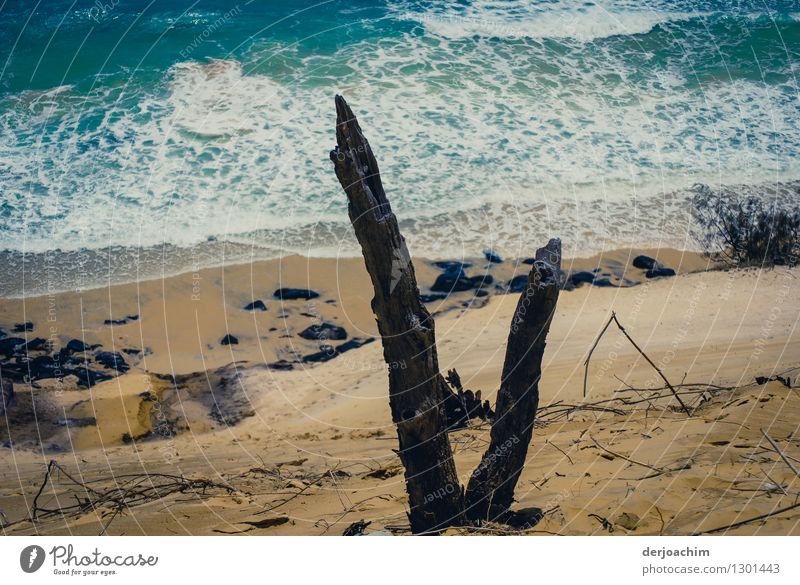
(1, 254, 798, 535)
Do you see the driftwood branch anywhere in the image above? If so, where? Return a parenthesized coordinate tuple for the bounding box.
(761, 429, 800, 478)
(694, 502, 800, 535)
(583, 312, 691, 415)
(464, 239, 561, 521)
(20, 460, 235, 534)
(330, 95, 463, 533)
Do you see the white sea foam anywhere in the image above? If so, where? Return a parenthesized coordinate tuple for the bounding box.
(394, 0, 701, 41)
(0, 23, 798, 262)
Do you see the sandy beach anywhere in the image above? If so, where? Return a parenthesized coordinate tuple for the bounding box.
(1, 248, 798, 535)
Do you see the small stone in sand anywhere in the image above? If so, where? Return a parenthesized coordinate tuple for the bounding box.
(299, 323, 347, 341)
(645, 267, 676, 278)
(244, 300, 267, 311)
(632, 255, 660, 270)
(66, 339, 93, 353)
(95, 351, 130, 373)
(273, 288, 320, 300)
(103, 314, 139, 326)
(483, 249, 503, 264)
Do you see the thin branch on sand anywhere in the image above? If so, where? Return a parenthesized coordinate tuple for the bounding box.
(694, 502, 800, 535)
(583, 312, 691, 415)
(590, 435, 662, 473)
(590, 435, 691, 481)
(761, 429, 800, 478)
(17, 460, 237, 534)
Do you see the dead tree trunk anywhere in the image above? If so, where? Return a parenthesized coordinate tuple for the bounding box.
(330, 95, 562, 531)
(330, 95, 463, 533)
(464, 239, 561, 521)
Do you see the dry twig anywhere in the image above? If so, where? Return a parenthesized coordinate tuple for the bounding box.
(583, 312, 691, 415)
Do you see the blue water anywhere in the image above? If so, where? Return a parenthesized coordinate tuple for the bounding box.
(0, 0, 799, 292)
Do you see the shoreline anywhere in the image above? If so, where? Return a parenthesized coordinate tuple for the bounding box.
(0, 247, 711, 375)
(3, 179, 799, 299)
(1, 241, 709, 300)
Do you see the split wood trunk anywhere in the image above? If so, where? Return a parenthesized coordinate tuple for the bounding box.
(330, 95, 463, 533)
(330, 95, 561, 533)
(464, 239, 561, 521)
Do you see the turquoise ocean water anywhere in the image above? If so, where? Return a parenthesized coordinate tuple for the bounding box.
(0, 0, 798, 295)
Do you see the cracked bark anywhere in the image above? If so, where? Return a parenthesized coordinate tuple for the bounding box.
(464, 239, 562, 521)
(330, 95, 561, 531)
(330, 95, 463, 533)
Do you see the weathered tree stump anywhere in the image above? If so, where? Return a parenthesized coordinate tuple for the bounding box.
(330, 95, 561, 532)
(464, 239, 561, 521)
(330, 95, 463, 533)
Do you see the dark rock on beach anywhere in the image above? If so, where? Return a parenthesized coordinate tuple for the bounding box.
(26, 355, 60, 379)
(432, 261, 472, 273)
(220, 334, 239, 346)
(632, 255, 660, 270)
(273, 288, 320, 300)
(299, 322, 347, 341)
(268, 360, 295, 371)
(12, 322, 33, 333)
(431, 271, 493, 293)
(506, 274, 529, 293)
(472, 273, 494, 287)
(1, 351, 117, 387)
(431, 271, 474, 292)
(73, 369, 115, 388)
(0, 337, 25, 355)
(66, 339, 94, 353)
(483, 249, 503, 264)
(95, 351, 130, 373)
(104, 314, 139, 326)
(302, 344, 336, 363)
(302, 337, 376, 364)
(591, 278, 616, 287)
(24, 338, 49, 352)
(244, 300, 268, 311)
(645, 267, 676, 278)
(569, 271, 597, 287)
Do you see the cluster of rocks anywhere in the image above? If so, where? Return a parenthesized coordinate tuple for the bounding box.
(632, 255, 676, 278)
(0, 324, 136, 389)
(104, 314, 139, 326)
(301, 337, 376, 364)
(229, 286, 376, 369)
(273, 288, 319, 301)
(562, 269, 618, 289)
(429, 262, 494, 296)
(560, 256, 675, 289)
(240, 289, 323, 313)
(422, 252, 679, 302)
